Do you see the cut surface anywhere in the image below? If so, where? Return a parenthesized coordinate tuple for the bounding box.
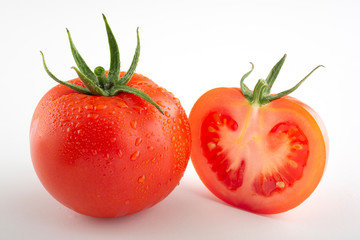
(201, 111, 309, 196)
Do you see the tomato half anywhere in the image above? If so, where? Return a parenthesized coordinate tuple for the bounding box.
(189, 56, 328, 214)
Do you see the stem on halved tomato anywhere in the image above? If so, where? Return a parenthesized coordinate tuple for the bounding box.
(240, 54, 324, 106)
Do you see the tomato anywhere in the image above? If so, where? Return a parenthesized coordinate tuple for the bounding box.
(189, 55, 328, 214)
(30, 15, 191, 218)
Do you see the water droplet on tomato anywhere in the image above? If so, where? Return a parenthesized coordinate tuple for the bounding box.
(87, 113, 99, 119)
(147, 146, 154, 151)
(95, 104, 107, 111)
(138, 175, 146, 183)
(117, 101, 128, 108)
(133, 106, 146, 114)
(130, 151, 140, 161)
(135, 137, 143, 146)
(156, 101, 165, 108)
(125, 200, 130, 205)
(171, 136, 176, 142)
(165, 111, 171, 118)
(130, 120, 137, 129)
(117, 149, 123, 158)
(110, 137, 117, 143)
(92, 150, 98, 155)
(150, 106, 157, 113)
(85, 104, 94, 110)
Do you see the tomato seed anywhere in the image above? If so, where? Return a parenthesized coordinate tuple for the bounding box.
(207, 142, 217, 151)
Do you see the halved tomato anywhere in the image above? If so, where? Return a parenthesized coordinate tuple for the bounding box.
(189, 55, 328, 214)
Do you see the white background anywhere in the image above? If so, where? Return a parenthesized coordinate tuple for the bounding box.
(1, 0, 359, 239)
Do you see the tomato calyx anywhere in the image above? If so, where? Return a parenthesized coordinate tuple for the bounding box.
(240, 54, 324, 107)
(40, 14, 164, 114)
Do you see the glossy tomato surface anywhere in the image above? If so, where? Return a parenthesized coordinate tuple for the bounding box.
(189, 87, 328, 214)
(30, 72, 191, 218)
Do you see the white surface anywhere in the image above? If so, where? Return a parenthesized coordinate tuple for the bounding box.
(1, 0, 359, 239)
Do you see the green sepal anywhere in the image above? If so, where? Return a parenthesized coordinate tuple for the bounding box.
(40, 51, 92, 95)
(103, 14, 120, 85)
(240, 62, 254, 101)
(264, 54, 286, 94)
(110, 85, 164, 114)
(118, 27, 140, 86)
(266, 65, 324, 102)
(66, 29, 98, 83)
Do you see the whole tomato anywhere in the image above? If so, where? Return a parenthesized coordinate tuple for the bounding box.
(30, 15, 191, 218)
(189, 55, 328, 214)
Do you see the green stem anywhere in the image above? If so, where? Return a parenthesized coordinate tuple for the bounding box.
(250, 79, 269, 106)
(94, 66, 108, 89)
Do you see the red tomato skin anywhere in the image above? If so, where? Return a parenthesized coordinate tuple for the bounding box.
(189, 87, 328, 214)
(30, 72, 191, 218)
